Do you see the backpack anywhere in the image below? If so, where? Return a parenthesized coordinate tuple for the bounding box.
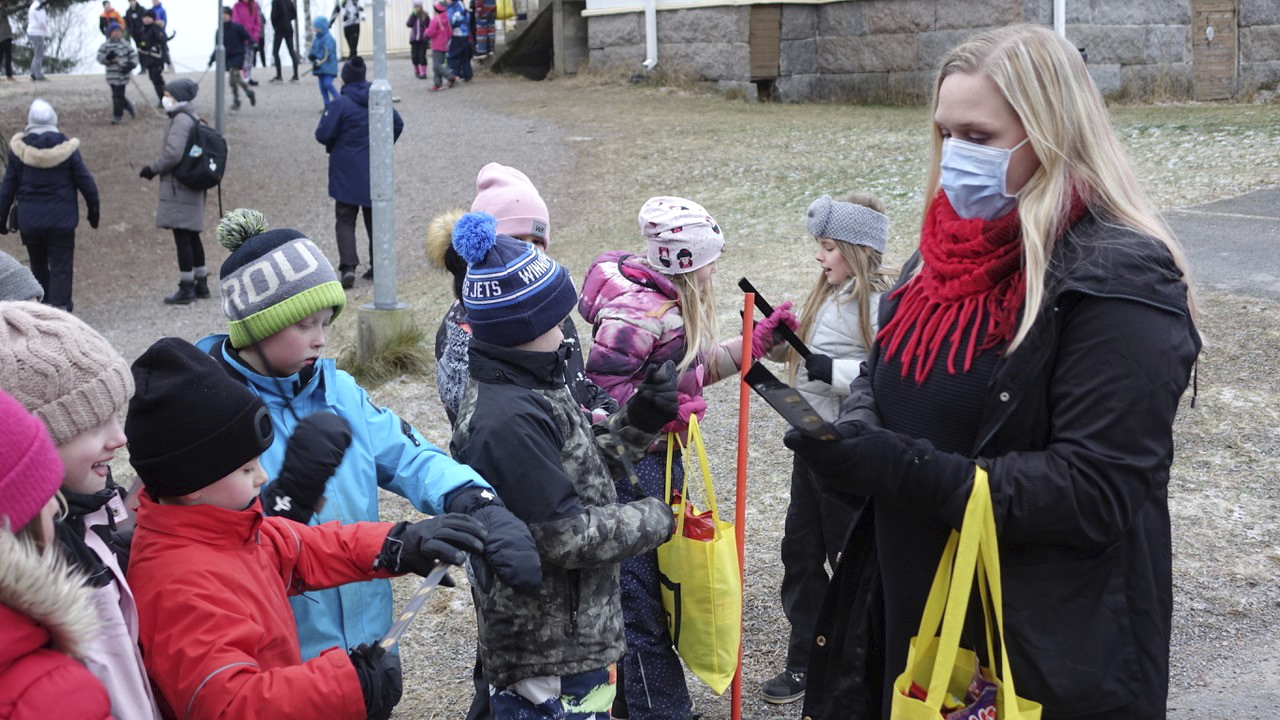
(173, 119, 227, 191)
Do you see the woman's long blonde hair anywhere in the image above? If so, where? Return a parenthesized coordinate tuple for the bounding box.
(787, 192, 898, 383)
(671, 269, 719, 372)
(925, 23, 1196, 350)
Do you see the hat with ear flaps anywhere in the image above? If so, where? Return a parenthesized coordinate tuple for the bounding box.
(216, 208, 346, 350)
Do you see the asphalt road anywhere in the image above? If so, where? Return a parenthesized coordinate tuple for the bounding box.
(1168, 188, 1280, 301)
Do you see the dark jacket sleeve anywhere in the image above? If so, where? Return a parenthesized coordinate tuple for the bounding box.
(314, 100, 341, 147)
(986, 295, 1196, 549)
(70, 151, 99, 213)
(392, 109, 404, 142)
(0, 151, 18, 222)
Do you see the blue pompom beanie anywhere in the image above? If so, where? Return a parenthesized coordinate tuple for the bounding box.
(452, 212, 577, 347)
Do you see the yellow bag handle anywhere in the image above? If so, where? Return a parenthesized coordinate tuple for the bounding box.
(662, 416, 723, 541)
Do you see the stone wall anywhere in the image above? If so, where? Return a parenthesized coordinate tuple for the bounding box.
(585, 0, 1280, 102)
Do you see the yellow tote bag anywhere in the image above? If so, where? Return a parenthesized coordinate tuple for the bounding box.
(655, 415, 742, 695)
(496, 0, 515, 21)
(891, 468, 1042, 720)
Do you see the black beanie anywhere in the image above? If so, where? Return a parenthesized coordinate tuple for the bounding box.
(165, 78, 198, 103)
(341, 56, 366, 85)
(126, 338, 273, 498)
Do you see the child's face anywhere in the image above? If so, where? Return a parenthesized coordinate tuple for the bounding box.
(513, 234, 548, 252)
(57, 414, 127, 495)
(815, 238, 852, 286)
(186, 457, 268, 511)
(693, 260, 717, 290)
(253, 308, 335, 376)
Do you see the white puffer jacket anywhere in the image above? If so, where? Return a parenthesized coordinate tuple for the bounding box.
(794, 282, 881, 422)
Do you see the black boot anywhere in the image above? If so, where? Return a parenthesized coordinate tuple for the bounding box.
(193, 275, 211, 298)
(164, 280, 197, 305)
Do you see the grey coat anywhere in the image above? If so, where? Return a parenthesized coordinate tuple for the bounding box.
(150, 103, 206, 232)
(0, 11, 13, 43)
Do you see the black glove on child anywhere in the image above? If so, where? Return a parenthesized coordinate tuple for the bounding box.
(449, 487, 542, 595)
(805, 353, 834, 385)
(624, 359, 679, 434)
(87, 206, 100, 230)
(375, 514, 486, 575)
(261, 412, 351, 523)
(348, 643, 402, 720)
(783, 423, 973, 516)
(139, 165, 156, 180)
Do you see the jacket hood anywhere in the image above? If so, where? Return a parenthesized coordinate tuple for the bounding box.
(1050, 213, 1192, 316)
(312, 16, 329, 31)
(578, 251, 676, 325)
(341, 80, 371, 106)
(9, 132, 78, 168)
(0, 531, 99, 662)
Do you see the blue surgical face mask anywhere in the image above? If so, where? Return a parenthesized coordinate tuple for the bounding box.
(939, 137, 1031, 220)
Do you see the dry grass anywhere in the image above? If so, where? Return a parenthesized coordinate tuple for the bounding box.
(334, 324, 435, 389)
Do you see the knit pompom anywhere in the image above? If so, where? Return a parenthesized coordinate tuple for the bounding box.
(217, 209, 270, 251)
(426, 208, 467, 270)
(452, 212, 498, 265)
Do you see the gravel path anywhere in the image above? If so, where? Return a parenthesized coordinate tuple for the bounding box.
(2, 66, 1275, 720)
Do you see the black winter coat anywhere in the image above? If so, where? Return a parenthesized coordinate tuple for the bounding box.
(136, 23, 167, 68)
(802, 213, 1200, 720)
(271, 0, 296, 31)
(211, 20, 253, 68)
(0, 132, 99, 235)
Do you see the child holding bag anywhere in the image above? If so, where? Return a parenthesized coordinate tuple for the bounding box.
(761, 191, 897, 705)
(578, 196, 797, 720)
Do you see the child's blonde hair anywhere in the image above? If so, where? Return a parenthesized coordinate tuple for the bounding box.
(787, 191, 898, 383)
(671, 270, 718, 373)
(925, 23, 1195, 351)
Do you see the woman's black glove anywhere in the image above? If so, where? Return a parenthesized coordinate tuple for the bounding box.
(623, 360, 679, 433)
(139, 165, 156, 180)
(804, 353, 834, 385)
(87, 206, 100, 229)
(262, 412, 351, 523)
(784, 423, 973, 517)
(375, 514, 486, 574)
(348, 643, 402, 720)
(449, 487, 542, 595)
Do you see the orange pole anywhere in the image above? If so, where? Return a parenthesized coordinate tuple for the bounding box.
(732, 293, 754, 720)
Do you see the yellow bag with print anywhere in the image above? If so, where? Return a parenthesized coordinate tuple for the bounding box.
(891, 468, 1042, 720)
(656, 415, 741, 695)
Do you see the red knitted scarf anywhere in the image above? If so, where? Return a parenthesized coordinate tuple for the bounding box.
(878, 191, 1085, 383)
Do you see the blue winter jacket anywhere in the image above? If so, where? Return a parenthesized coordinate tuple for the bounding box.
(314, 81, 404, 208)
(196, 334, 492, 660)
(0, 131, 99, 235)
(308, 19, 338, 77)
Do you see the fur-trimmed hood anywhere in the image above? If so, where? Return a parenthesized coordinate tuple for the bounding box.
(9, 132, 80, 169)
(0, 530, 98, 662)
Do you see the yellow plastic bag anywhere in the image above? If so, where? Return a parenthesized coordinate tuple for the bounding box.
(655, 415, 742, 695)
(496, 0, 514, 21)
(891, 468, 1042, 720)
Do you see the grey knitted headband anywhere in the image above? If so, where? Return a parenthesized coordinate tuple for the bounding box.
(806, 195, 889, 253)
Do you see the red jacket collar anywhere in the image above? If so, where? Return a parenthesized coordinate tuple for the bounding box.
(135, 492, 265, 548)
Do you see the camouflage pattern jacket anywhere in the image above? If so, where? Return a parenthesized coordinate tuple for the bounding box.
(451, 338, 674, 688)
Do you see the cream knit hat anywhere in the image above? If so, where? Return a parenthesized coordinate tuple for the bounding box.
(0, 302, 134, 445)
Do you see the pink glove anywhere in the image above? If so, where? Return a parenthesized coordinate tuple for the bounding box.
(662, 393, 707, 433)
(751, 301, 800, 359)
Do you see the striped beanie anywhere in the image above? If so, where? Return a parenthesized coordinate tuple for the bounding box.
(216, 209, 346, 349)
(452, 211, 577, 347)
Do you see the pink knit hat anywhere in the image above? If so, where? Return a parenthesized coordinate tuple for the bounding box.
(0, 388, 63, 532)
(471, 163, 550, 244)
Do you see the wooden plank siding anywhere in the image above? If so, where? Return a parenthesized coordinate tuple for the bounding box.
(748, 4, 780, 80)
(1192, 0, 1238, 100)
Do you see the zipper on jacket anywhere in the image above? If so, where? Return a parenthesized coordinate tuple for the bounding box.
(566, 569, 580, 635)
(401, 419, 421, 447)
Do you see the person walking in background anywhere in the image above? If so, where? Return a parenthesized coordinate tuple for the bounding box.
(406, 0, 429, 80)
(307, 15, 338, 105)
(96, 23, 137, 125)
(315, 56, 402, 286)
(445, 0, 473, 84)
(98, 0, 123, 37)
(136, 9, 166, 106)
(232, 0, 262, 85)
(149, 0, 165, 28)
(270, 0, 298, 82)
(26, 0, 48, 81)
(137, 79, 210, 305)
(210, 6, 256, 111)
(330, 0, 363, 59)
(0, 99, 100, 312)
(123, 0, 145, 47)
(425, 0, 450, 90)
(0, 7, 15, 82)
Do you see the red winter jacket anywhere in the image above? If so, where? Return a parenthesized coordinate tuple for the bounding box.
(126, 493, 396, 720)
(0, 531, 113, 720)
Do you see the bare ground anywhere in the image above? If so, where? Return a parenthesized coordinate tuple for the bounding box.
(2, 65, 1276, 719)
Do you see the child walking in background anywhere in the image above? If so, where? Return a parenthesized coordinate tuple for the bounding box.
(448, 211, 677, 720)
(0, 302, 162, 719)
(0, 389, 114, 719)
(96, 22, 137, 124)
(136, 10, 167, 107)
(445, 0, 473, 84)
(425, 0, 451, 90)
(308, 16, 339, 105)
(210, 6, 256, 110)
(759, 191, 898, 705)
(577, 197, 798, 720)
(123, 337, 488, 720)
(407, 0, 429, 79)
(194, 209, 540, 663)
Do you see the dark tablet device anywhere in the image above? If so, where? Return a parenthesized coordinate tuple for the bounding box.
(744, 362, 838, 441)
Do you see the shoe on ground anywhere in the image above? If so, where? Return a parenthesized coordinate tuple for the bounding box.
(111, 118, 121, 125)
(447, 77, 456, 87)
(247, 89, 256, 106)
(247, 78, 259, 86)
(269, 76, 283, 83)
(428, 85, 442, 91)
(163, 281, 197, 305)
(232, 101, 242, 111)
(761, 670, 806, 705)
(193, 276, 211, 299)
(290, 75, 299, 82)
(362, 267, 374, 280)
(341, 270, 355, 289)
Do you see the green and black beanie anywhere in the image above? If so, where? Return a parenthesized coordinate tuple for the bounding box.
(216, 209, 346, 349)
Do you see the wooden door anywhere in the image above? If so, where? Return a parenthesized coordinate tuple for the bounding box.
(749, 5, 780, 81)
(1192, 0, 1237, 100)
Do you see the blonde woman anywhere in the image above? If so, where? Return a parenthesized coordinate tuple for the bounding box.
(578, 196, 797, 720)
(786, 24, 1200, 720)
(762, 191, 897, 705)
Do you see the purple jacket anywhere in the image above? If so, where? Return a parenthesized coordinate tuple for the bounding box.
(578, 251, 741, 407)
(406, 11, 429, 42)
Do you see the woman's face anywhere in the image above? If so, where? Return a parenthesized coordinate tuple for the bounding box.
(934, 71, 1041, 196)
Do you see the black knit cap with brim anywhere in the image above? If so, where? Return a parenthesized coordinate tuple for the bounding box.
(126, 338, 274, 498)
